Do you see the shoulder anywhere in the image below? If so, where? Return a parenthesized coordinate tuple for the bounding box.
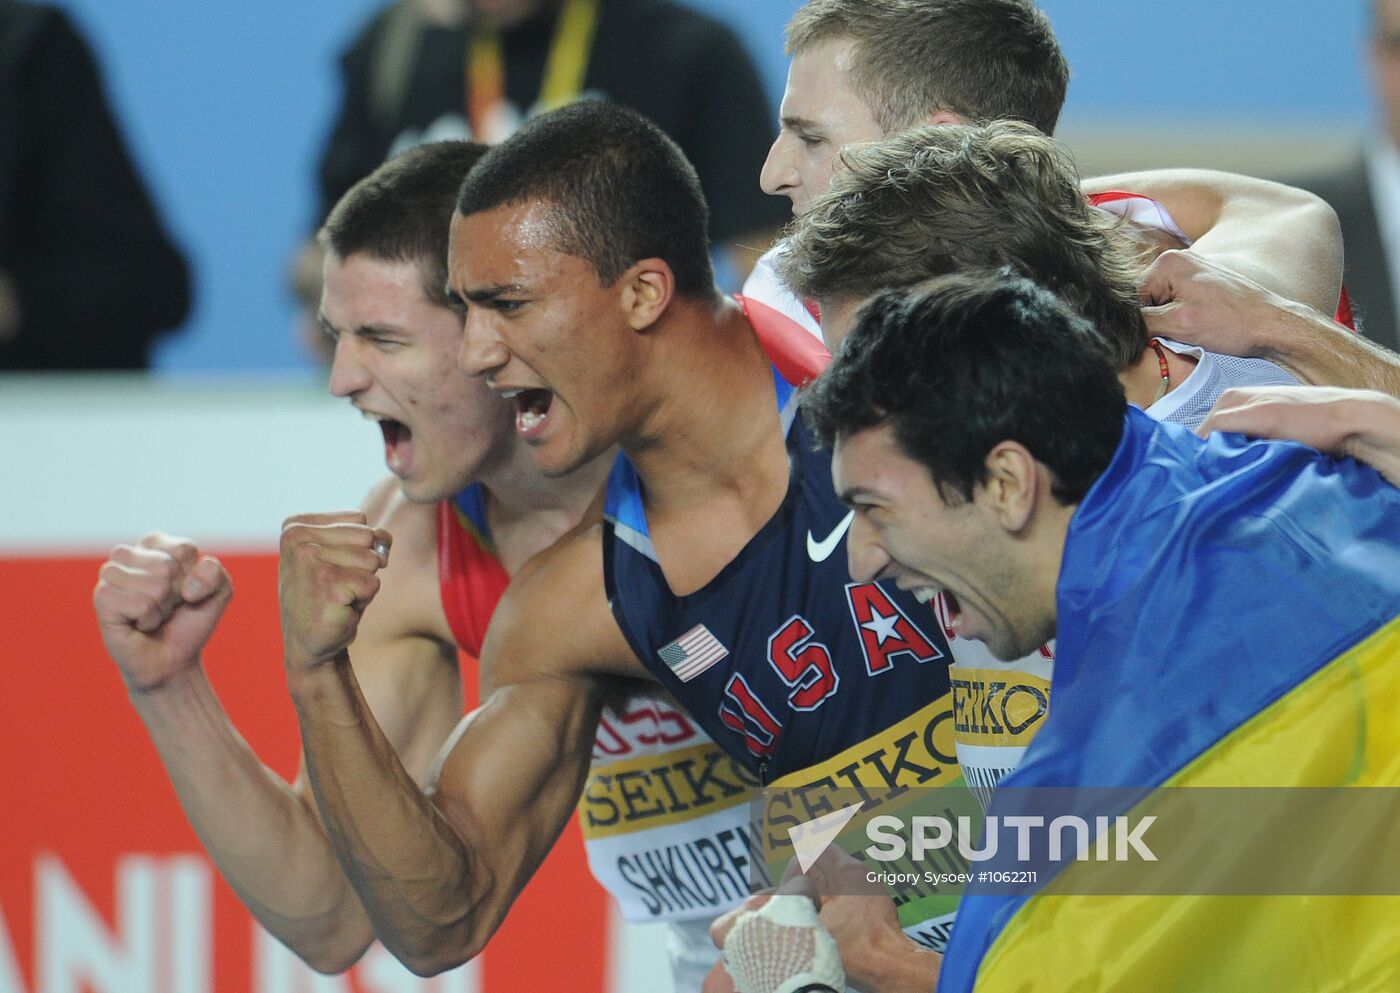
(360, 476, 452, 643)
(480, 524, 644, 690)
(361, 473, 406, 525)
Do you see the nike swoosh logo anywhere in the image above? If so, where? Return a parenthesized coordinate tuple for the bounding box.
(807, 511, 855, 562)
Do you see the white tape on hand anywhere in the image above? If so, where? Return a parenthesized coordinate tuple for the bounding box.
(721, 895, 844, 993)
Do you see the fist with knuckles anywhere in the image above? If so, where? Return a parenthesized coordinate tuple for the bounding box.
(277, 511, 391, 674)
(93, 531, 236, 694)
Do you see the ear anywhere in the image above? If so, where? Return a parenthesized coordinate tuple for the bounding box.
(619, 258, 676, 333)
(980, 440, 1040, 532)
(924, 109, 965, 127)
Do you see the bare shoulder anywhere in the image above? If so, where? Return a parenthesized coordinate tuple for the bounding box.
(358, 476, 452, 644)
(480, 523, 647, 692)
(359, 474, 403, 525)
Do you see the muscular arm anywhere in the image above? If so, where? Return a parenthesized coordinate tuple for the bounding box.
(94, 480, 462, 973)
(1081, 168, 1343, 315)
(287, 520, 646, 975)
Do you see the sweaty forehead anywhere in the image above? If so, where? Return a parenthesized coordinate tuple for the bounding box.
(449, 200, 574, 287)
(457, 199, 563, 251)
(786, 37, 881, 135)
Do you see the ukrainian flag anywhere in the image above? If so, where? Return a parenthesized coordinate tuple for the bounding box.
(939, 408, 1400, 993)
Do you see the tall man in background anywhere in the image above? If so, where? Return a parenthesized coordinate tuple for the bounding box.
(743, 0, 1343, 339)
(292, 0, 789, 354)
(1289, 0, 1400, 352)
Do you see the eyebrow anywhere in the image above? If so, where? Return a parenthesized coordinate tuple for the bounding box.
(781, 114, 822, 133)
(318, 312, 403, 340)
(462, 283, 526, 304)
(836, 485, 879, 507)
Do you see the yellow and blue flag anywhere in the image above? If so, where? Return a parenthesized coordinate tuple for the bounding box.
(939, 407, 1400, 993)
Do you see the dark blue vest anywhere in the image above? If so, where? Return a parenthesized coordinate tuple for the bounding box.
(603, 368, 959, 784)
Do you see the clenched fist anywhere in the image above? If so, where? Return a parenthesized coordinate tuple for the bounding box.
(93, 532, 234, 693)
(278, 512, 391, 673)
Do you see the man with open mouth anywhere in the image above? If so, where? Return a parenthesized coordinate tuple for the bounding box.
(93, 138, 753, 992)
(808, 271, 1400, 993)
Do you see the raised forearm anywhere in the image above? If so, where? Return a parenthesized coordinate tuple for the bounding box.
(279, 510, 505, 973)
(1084, 169, 1343, 314)
(277, 511, 617, 975)
(289, 657, 485, 975)
(130, 666, 372, 972)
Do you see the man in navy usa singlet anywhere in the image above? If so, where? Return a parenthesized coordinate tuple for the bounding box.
(266, 101, 967, 989)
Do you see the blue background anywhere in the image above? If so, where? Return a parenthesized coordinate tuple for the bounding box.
(53, 0, 1373, 373)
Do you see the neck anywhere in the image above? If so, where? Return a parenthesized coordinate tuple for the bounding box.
(482, 433, 611, 519)
(623, 294, 788, 510)
(1118, 339, 1198, 409)
(476, 438, 613, 571)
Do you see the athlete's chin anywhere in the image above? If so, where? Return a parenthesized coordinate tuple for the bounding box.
(528, 439, 589, 479)
(396, 471, 455, 505)
(530, 432, 608, 479)
(982, 624, 1051, 663)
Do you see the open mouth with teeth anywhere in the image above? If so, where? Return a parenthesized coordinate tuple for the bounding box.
(374, 416, 414, 475)
(505, 388, 554, 439)
(914, 586, 961, 638)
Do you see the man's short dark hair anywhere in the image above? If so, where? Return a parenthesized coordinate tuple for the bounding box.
(786, 0, 1069, 135)
(803, 270, 1127, 505)
(779, 121, 1149, 369)
(318, 140, 489, 307)
(456, 102, 716, 297)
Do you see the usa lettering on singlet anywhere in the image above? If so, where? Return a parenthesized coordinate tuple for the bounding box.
(437, 485, 750, 992)
(603, 306, 974, 949)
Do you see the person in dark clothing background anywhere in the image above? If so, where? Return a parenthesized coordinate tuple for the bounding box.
(319, 0, 786, 266)
(289, 0, 786, 358)
(0, 0, 190, 371)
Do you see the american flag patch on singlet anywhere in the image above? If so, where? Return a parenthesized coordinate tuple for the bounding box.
(658, 624, 729, 682)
